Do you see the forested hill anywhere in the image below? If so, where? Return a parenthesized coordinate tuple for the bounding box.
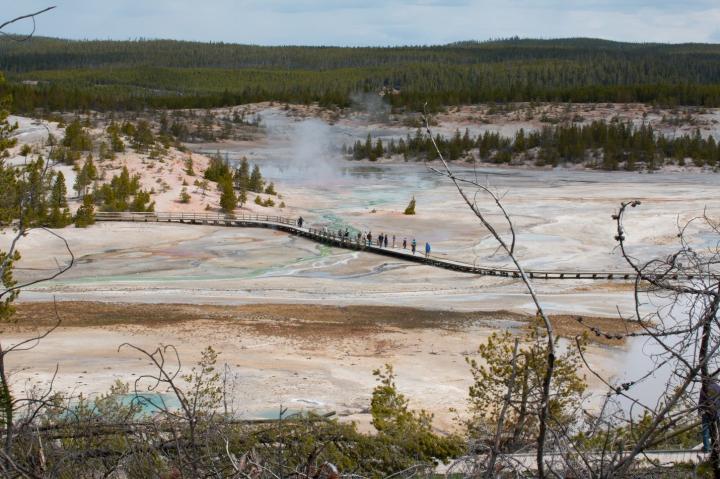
(4, 37, 720, 71)
(2, 37, 720, 111)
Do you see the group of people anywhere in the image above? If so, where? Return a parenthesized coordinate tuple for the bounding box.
(298, 217, 433, 258)
(361, 232, 430, 257)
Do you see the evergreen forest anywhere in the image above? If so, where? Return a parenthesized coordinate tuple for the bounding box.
(2, 37, 720, 111)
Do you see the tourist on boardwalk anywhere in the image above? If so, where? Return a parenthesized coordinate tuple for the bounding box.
(700, 379, 720, 451)
(411, 238, 417, 255)
(392, 235, 396, 248)
(384, 235, 388, 248)
(425, 242, 431, 258)
(367, 232, 372, 246)
(403, 238, 407, 249)
(378, 233, 384, 247)
(297, 216, 304, 228)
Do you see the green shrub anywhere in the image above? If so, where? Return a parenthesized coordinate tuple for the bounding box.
(404, 197, 416, 215)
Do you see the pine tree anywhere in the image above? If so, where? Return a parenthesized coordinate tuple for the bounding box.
(20, 158, 50, 226)
(107, 122, 125, 152)
(235, 157, 250, 189)
(248, 164, 264, 192)
(219, 177, 237, 213)
(132, 120, 155, 152)
(204, 152, 231, 182)
(48, 172, 72, 228)
(130, 190, 154, 212)
(50, 171, 68, 208)
(62, 119, 92, 152)
(74, 155, 97, 197)
(238, 187, 247, 207)
(74, 193, 96, 228)
(184, 156, 195, 176)
(374, 139, 384, 159)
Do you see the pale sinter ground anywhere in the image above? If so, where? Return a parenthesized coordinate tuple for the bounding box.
(2, 105, 719, 430)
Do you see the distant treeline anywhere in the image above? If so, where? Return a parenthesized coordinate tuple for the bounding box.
(347, 120, 720, 170)
(3, 37, 720, 111)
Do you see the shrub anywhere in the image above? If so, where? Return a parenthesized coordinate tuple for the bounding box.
(179, 187, 191, 204)
(19, 144, 32, 156)
(404, 197, 416, 215)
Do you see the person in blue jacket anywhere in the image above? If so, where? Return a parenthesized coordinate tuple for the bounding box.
(425, 242, 431, 258)
(700, 379, 720, 452)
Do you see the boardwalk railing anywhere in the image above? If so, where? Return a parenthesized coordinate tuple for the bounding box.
(437, 448, 709, 474)
(95, 211, 297, 226)
(95, 211, 704, 282)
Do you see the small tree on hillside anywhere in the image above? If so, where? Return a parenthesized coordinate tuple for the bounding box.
(107, 122, 125, 153)
(466, 328, 587, 453)
(248, 164, 264, 192)
(204, 152, 231, 182)
(370, 365, 464, 471)
(184, 156, 195, 176)
(132, 120, 155, 153)
(234, 157, 250, 190)
(404, 196, 416, 215)
(74, 154, 97, 197)
(219, 177, 237, 214)
(62, 119, 92, 152)
(48, 171, 72, 228)
(179, 187, 191, 204)
(238, 187, 247, 207)
(74, 193, 96, 228)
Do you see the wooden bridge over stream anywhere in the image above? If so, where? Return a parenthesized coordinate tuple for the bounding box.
(94, 211, 699, 282)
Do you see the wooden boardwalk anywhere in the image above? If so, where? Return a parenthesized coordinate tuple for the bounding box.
(94, 211, 700, 282)
(437, 448, 709, 474)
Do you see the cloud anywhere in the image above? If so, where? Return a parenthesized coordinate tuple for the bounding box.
(2, 0, 720, 45)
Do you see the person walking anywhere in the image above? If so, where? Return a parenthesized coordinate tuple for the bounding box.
(392, 235, 396, 248)
(411, 238, 417, 255)
(384, 235, 388, 248)
(367, 231, 372, 246)
(700, 379, 720, 452)
(425, 241, 431, 258)
(402, 237, 407, 250)
(378, 233, 384, 247)
(297, 216, 304, 228)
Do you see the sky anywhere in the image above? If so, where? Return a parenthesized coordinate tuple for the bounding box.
(3, 1, 720, 46)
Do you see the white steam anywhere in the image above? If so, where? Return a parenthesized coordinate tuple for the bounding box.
(259, 110, 350, 184)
